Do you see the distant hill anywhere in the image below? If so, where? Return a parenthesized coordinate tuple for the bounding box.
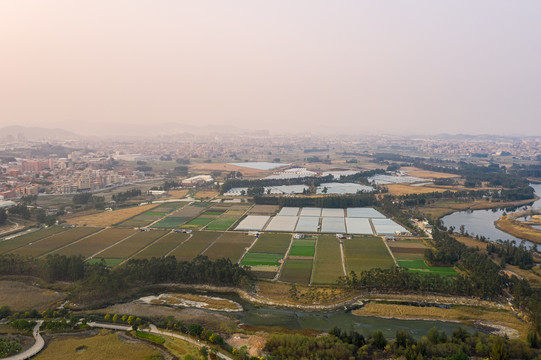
(0, 126, 82, 141)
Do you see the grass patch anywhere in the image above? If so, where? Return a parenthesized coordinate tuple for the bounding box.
(135, 331, 165, 344)
(288, 239, 316, 257)
(32, 329, 161, 360)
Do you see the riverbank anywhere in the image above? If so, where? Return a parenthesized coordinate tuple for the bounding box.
(419, 196, 540, 220)
(495, 209, 541, 244)
(352, 303, 525, 339)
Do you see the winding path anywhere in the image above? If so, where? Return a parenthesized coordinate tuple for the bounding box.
(4, 320, 44, 360)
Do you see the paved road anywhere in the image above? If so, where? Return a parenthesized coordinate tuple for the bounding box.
(5, 320, 44, 360)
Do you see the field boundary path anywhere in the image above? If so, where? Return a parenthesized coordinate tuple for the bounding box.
(339, 239, 347, 276)
(236, 231, 264, 265)
(164, 233, 193, 257)
(86, 231, 138, 260)
(38, 227, 106, 258)
(308, 236, 319, 285)
(369, 218, 377, 235)
(5, 320, 44, 360)
(144, 201, 193, 229)
(0, 219, 22, 237)
(88, 322, 233, 360)
(381, 236, 398, 266)
(274, 234, 295, 280)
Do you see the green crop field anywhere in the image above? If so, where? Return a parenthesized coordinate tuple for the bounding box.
(143, 211, 169, 216)
(311, 236, 344, 284)
(52, 228, 136, 257)
(117, 218, 152, 228)
(0, 226, 67, 254)
(288, 239, 316, 257)
(10, 227, 102, 258)
(203, 232, 256, 262)
(398, 259, 457, 275)
(181, 217, 215, 228)
(241, 253, 284, 266)
(133, 232, 190, 259)
(86, 258, 124, 267)
(151, 217, 190, 228)
(96, 230, 167, 259)
(169, 231, 221, 261)
(344, 237, 395, 274)
(203, 210, 226, 216)
(205, 217, 238, 230)
(280, 259, 313, 285)
(249, 233, 291, 255)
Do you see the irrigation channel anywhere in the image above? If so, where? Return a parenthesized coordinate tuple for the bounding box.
(136, 290, 478, 339)
(441, 183, 541, 248)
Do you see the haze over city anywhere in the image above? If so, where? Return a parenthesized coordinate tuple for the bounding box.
(1, 1, 540, 136)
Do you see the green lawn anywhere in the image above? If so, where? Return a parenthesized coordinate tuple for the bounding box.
(398, 259, 457, 275)
(344, 237, 395, 274)
(288, 239, 316, 257)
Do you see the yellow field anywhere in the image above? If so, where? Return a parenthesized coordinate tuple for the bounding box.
(33, 330, 162, 360)
(194, 190, 219, 199)
(496, 215, 541, 244)
(353, 303, 527, 339)
(384, 184, 454, 196)
(0, 281, 66, 311)
(65, 204, 159, 227)
(401, 167, 460, 179)
(165, 189, 188, 199)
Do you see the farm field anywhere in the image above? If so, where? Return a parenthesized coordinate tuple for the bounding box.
(388, 239, 428, 260)
(96, 230, 168, 259)
(203, 232, 256, 262)
(118, 204, 182, 227)
(205, 216, 238, 230)
(398, 259, 457, 275)
(151, 216, 191, 228)
(288, 239, 316, 257)
(343, 237, 395, 274)
(169, 231, 221, 261)
(33, 330, 162, 360)
(64, 203, 159, 227)
(181, 217, 215, 229)
(280, 259, 313, 285)
(133, 232, 190, 259)
(52, 228, 136, 257)
(248, 205, 279, 215)
(248, 233, 291, 254)
(0, 226, 66, 254)
(241, 253, 284, 266)
(86, 258, 125, 267)
(311, 236, 344, 284)
(10, 227, 102, 258)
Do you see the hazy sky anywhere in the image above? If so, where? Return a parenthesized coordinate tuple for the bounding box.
(1, 1, 540, 136)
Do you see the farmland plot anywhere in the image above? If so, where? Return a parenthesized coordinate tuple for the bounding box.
(203, 232, 256, 263)
(169, 231, 221, 261)
(133, 232, 190, 259)
(0, 226, 66, 254)
(52, 228, 136, 257)
(343, 237, 395, 274)
(311, 236, 344, 284)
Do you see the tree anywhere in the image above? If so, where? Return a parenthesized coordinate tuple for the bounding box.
(127, 315, 135, 325)
(372, 330, 387, 349)
(104, 313, 111, 321)
(0, 208, 7, 225)
(490, 337, 509, 360)
(199, 346, 209, 359)
(112, 314, 118, 323)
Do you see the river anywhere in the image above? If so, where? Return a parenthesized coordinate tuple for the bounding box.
(441, 183, 541, 246)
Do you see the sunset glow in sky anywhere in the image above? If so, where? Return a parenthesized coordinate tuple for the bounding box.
(1, 1, 540, 135)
